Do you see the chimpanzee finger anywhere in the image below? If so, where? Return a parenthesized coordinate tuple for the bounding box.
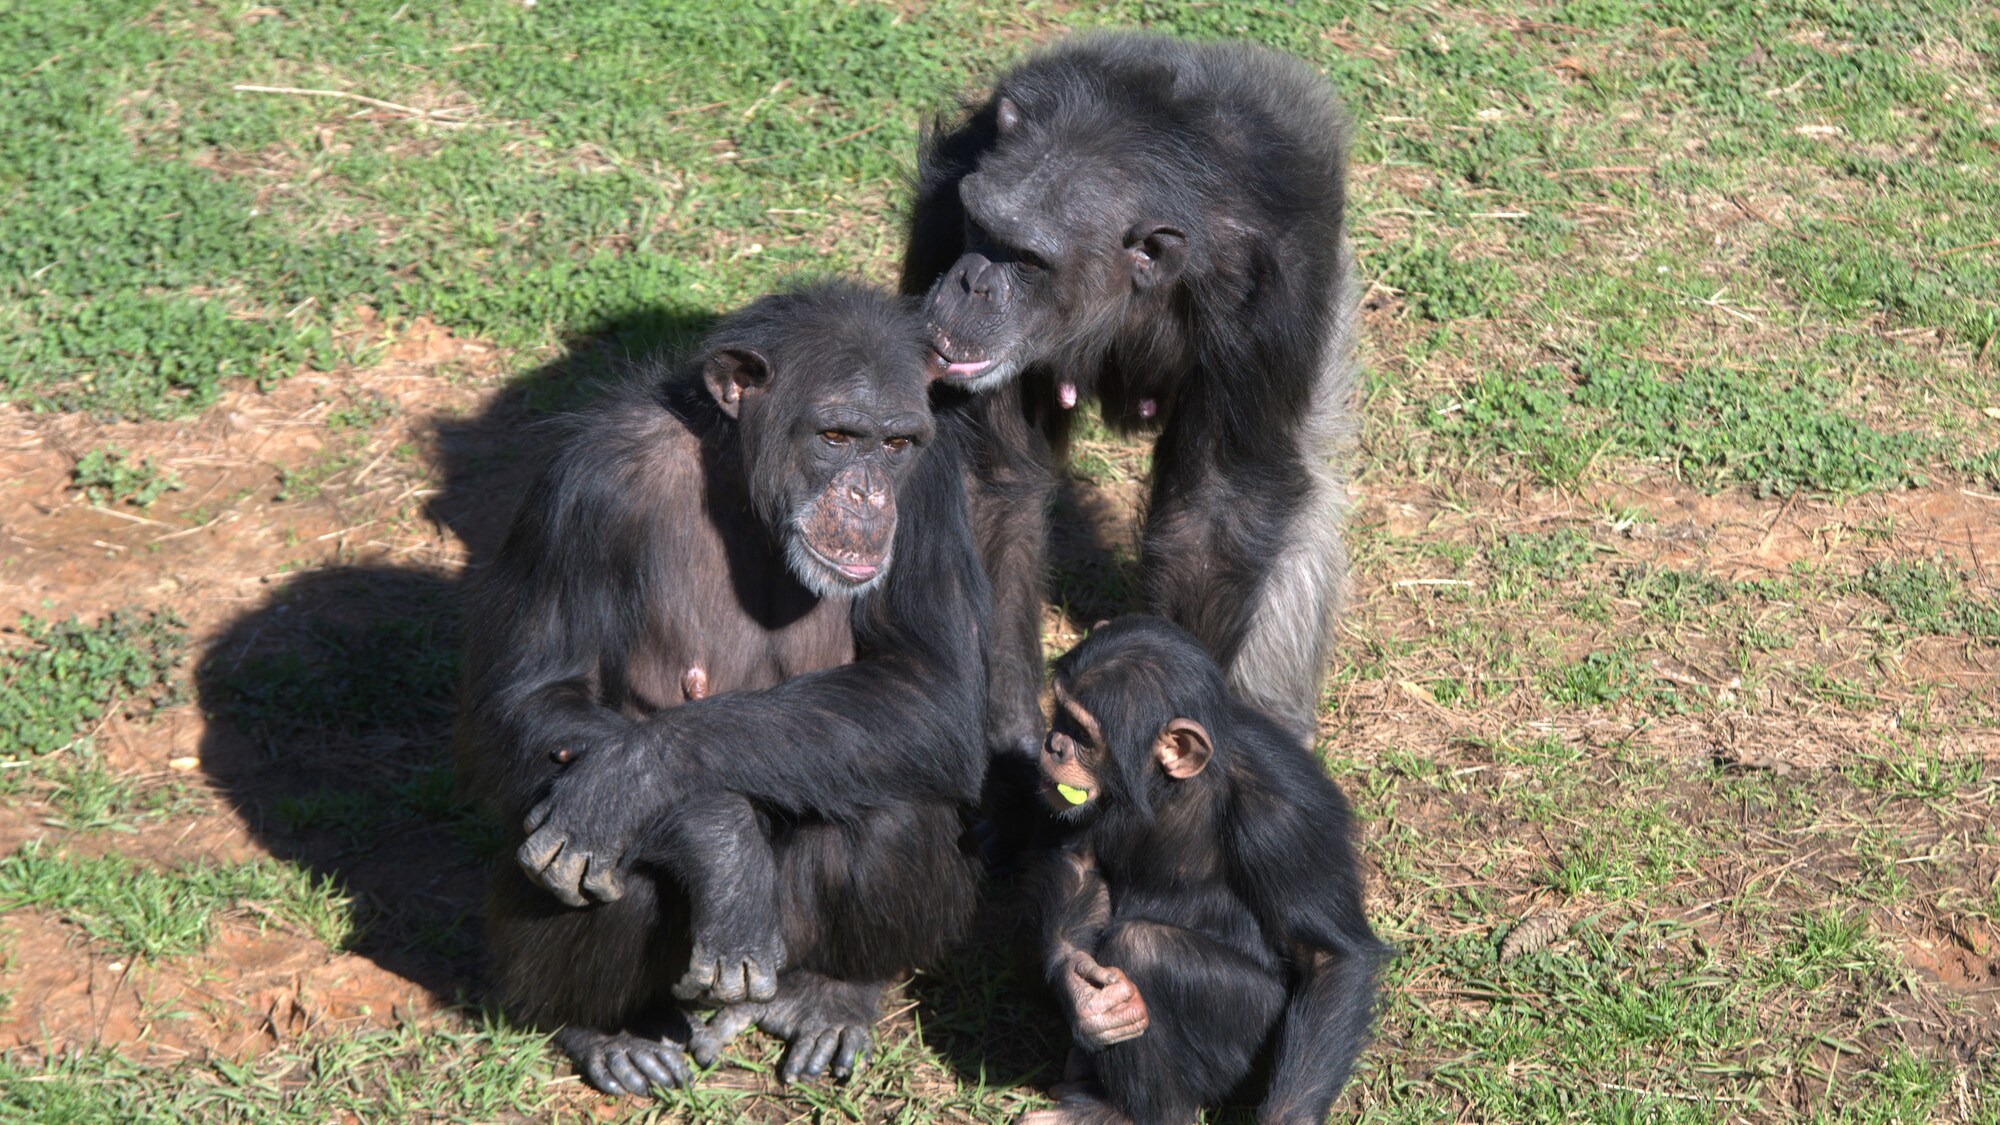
(523, 799, 553, 834)
(800, 1028, 842, 1081)
(712, 959, 750, 1005)
(539, 847, 589, 908)
(580, 855, 625, 903)
(1075, 959, 1125, 989)
(605, 1049, 649, 1097)
(830, 1027, 870, 1080)
(582, 1052, 633, 1096)
(689, 1004, 760, 1067)
(780, 1030, 825, 1082)
(746, 958, 780, 1004)
(516, 826, 562, 873)
(1075, 978, 1133, 1016)
(628, 1042, 686, 1091)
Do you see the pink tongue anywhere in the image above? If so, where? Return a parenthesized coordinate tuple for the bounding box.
(1059, 381, 1078, 409)
(1138, 397, 1158, 419)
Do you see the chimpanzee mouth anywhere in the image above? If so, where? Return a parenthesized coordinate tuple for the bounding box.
(803, 542, 885, 584)
(928, 345, 992, 378)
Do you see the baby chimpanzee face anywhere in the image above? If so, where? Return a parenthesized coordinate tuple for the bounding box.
(1039, 684, 1106, 816)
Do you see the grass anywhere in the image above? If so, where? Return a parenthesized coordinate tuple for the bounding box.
(69, 445, 184, 508)
(0, 841, 353, 959)
(0, 610, 183, 762)
(1, 0, 1998, 1122)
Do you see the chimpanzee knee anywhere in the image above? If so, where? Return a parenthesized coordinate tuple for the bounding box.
(485, 860, 689, 1032)
(774, 802, 978, 982)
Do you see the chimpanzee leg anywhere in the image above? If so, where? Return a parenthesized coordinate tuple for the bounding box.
(1088, 919, 1286, 1125)
(486, 861, 693, 1096)
(688, 800, 978, 1081)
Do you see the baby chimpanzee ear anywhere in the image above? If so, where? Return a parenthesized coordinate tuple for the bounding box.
(1153, 718, 1213, 780)
(702, 347, 772, 419)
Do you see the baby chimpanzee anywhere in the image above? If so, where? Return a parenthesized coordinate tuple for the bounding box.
(1026, 617, 1387, 1125)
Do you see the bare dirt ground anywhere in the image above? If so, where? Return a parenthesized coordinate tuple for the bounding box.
(1, 301, 1996, 1120)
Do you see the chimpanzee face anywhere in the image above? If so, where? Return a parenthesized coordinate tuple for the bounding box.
(1040, 678, 1215, 822)
(701, 294, 936, 600)
(919, 95, 1188, 395)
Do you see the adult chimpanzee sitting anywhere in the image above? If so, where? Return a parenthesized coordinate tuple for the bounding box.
(1026, 617, 1386, 1125)
(453, 283, 989, 1096)
(903, 33, 1361, 778)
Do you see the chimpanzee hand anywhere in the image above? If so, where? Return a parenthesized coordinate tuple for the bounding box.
(517, 733, 671, 908)
(1062, 952, 1148, 1049)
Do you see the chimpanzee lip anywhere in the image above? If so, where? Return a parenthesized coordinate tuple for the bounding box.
(927, 340, 992, 378)
(804, 542, 885, 584)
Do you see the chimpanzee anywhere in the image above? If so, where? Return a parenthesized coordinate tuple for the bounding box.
(902, 33, 1360, 772)
(453, 283, 989, 1095)
(1024, 616, 1386, 1125)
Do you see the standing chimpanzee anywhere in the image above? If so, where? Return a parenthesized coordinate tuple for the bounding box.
(453, 283, 989, 1095)
(902, 33, 1360, 774)
(1025, 617, 1386, 1125)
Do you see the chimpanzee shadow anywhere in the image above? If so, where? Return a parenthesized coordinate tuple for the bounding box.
(194, 307, 713, 1004)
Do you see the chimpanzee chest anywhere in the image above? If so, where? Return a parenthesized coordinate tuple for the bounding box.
(618, 573, 855, 716)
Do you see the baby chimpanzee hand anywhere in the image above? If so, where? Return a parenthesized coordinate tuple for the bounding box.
(1063, 952, 1149, 1049)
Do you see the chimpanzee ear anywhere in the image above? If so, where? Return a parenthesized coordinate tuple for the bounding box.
(1153, 718, 1213, 780)
(1124, 221, 1187, 291)
(702, 347, 772, 419)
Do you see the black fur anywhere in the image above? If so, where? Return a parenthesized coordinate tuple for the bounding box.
(903, 33, 1360, 769)
(453, 282, 989, 1094)
(1032, 617, 1386, 1125)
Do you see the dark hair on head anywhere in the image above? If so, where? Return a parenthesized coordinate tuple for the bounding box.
(1053, 615, 1232, 813)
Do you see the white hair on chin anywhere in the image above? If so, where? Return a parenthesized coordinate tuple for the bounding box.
(784, 509, 892, 601)
(946, 354, 1023, 396)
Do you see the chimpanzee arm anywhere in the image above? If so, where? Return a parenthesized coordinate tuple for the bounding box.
(1227, 746, 1389, 1125)
(1034, 848, 1111, 983)
(452, 410, 666, 822)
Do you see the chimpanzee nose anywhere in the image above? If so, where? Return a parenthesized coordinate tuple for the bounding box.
(847, 469, 889, 510)
(953, 256, 1011, 304)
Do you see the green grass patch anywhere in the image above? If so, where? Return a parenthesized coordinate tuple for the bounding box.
(1430, 359, 1940, 495)
(1858, 558, 2000, 639)
(0, 610, 183, 762)
(70, 446, 185, 508)
(0, 842, 354, 959)
(0, 1019, 552, 1122)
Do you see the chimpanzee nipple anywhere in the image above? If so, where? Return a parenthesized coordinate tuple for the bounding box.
(1138, 398, 1158, 420)
(1059, 381, 1078, 409)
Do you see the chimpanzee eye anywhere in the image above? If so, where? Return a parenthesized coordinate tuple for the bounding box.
(820, 430, 852, 447)
(884, 436, 912, 453)
(1017, 248, 1050, 275)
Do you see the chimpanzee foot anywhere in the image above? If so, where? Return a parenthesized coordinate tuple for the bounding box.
(555, 1026, 689, 1097)
(687, 1001, 761, 1068)
(761, 974, 882, 1083)
(672, 930, 785, 1005)
(685, 972, 881, 1081)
